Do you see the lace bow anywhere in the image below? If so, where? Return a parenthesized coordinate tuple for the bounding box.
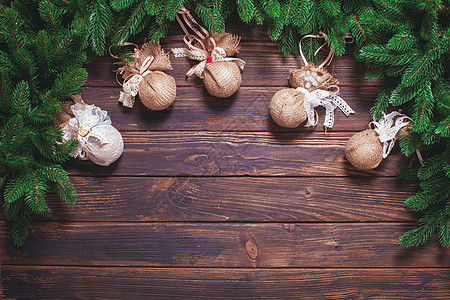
(296, 87, 355, 130)
(62, 103, 111, 159)
(119, 56, 154, 108)
(172, 44, 245, 79)
(370, 111, 411, 158)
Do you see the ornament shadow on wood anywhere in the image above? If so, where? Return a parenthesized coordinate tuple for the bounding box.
(55, 95, 124, 167)
(270, 32, 355, 131)
(113, 42, 176, 110)
(345, 111, 411, 170)
(171, 6, 246, 98)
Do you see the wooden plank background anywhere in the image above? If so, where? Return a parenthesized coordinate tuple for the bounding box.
(2, 22, 450, 299)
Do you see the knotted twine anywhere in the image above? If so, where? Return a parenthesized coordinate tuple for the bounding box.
(58, 96, 124, 167)
(345, 111, 411, 170)
(114, 42, 176, 110)
(270, 32, 355, 130)
(171, 6, 246, 98)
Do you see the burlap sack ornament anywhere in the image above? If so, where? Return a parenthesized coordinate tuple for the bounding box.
(345, 111, 411, 170)
(58, 96, 124, 167)
(115, 42, 176, 110)
(270, 32, 355, 130)
(270, 89, 308, 128)
(171, 6, 245, 98)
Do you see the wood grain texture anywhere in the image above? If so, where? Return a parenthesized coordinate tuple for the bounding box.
(2, 222, 449, 267)
(42, 177, 417, 222)
(85, 48, 373, 88)
(2, 266, 450, 299)
(79, 86, 376, 132)
(86, 23, 373, 88)
(64, 131, 409, 177)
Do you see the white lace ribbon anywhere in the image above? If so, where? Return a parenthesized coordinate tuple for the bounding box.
(370, 111, 411, 158)
(119, 56, 154, 108)
(62, 103, 112, 159)
(171, 46, 245, 79)
(296, 87, 355, 130)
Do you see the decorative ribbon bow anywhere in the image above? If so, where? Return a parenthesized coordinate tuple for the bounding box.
(62, 103, 111, 160)
(296, 87, 355, 130)
(172, 41, 245, 78)
(118, 55, 154, 108)
(171, 6, 245, 78)
(370, 111, 411, 158)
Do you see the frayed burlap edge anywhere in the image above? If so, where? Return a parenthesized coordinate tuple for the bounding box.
(206, 33, 241, 57)
(289, 63, 339, 94)
(53, 94, 85, 127)
(116, 42, 172, 79)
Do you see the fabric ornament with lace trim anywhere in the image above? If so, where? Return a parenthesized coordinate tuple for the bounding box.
(62, 103, 124, 166)
(270, 32, 355, 130)
(171, 6, 245, 98)
(345, 111, 411, 170)
(114, 42, 176, 110)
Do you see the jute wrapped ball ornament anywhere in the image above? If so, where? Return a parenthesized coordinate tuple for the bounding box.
(270, 32, 355, 130)
(138, 71, 176, 110)
(270, 89, 308, 128)
(345, 129, 383, 170)
(203, 61, 242, 98)
(116, 42, 176, 110)
(345, 111, 411, 170)
(171, 7, 245, 98)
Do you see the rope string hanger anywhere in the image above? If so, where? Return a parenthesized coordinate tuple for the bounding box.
(111, 41, 177, 110)
(270, 32, 355, 131)
(171, 6, 246, 98)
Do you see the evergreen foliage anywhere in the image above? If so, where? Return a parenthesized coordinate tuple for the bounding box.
(0, 0, 448, 247)
(0, 0, 89, 247)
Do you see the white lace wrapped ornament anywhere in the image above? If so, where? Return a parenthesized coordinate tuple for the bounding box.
(62, 103, 124, 166)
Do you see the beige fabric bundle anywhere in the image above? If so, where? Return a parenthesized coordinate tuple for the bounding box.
(345, 129, 383, 170)
(117, 42, 176, 110)
(56, 95, 124, 167)
(289, 63, 339, 93)
(270, 89, 308, 128)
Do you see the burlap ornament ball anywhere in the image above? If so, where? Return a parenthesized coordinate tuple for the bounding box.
(345, 129, 383, 170)
(270, 88, 308, 128)
(203, 61, 241, 98)
(139, 71, 176, 110)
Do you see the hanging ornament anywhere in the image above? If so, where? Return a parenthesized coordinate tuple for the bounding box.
(270, 32, 355, 130)
(171, 6, 246, 98)
(113, 42, 176, 110)
(345, 111, 411, 170)
(57, 95, 124, 167)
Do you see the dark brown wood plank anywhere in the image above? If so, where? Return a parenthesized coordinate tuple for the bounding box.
(85, 49, 373, 88)
(80, 86, 376, 132)
(2, 223, 449, 267)
(2, 266, 450, 299)
(64, 131, 409, 177)
(43, 177, 417, 222)
(86, 21, 372, 88)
